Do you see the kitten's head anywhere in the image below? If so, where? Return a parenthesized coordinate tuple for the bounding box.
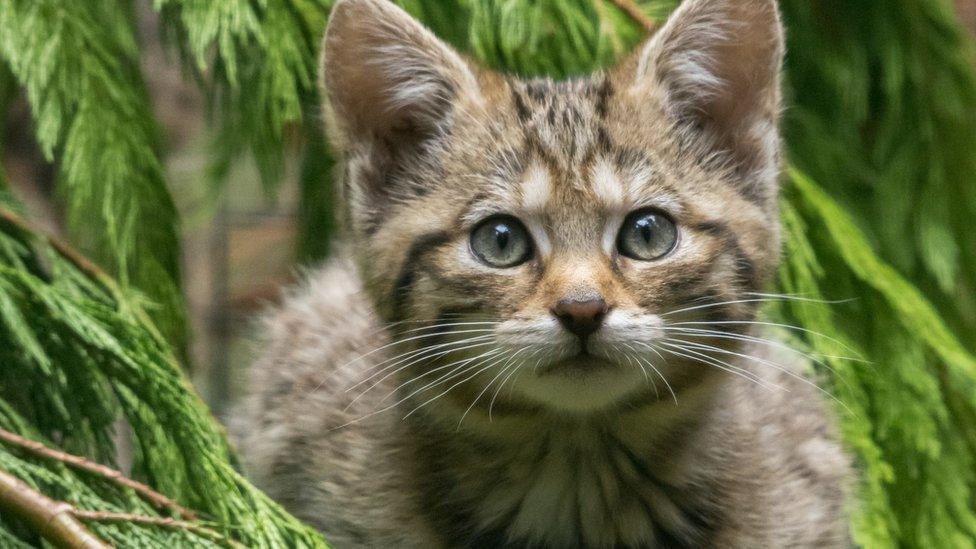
(321, 0, 784, 413)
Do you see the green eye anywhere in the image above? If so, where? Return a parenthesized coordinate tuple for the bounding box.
(470, 216, 533, 268)
(617, 209, 678, 261)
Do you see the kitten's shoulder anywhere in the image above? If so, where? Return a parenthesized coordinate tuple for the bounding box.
(235, 250, 439, 547)
(243, 249, 379, 411)
(718, 341, 853, 546)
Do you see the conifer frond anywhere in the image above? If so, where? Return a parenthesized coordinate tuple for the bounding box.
(777, 169, 976, 547)
(0, 0, 186, 352)
(0, 192, 327, 547)
(781, 0, 976, 340)
(156, 0, 330, 187)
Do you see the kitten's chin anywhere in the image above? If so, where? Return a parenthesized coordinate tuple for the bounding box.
(509, 356, 650, 413)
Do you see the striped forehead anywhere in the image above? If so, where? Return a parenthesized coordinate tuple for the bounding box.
(465, 155, 673, 222)
(510, 77, 609, 172)
(519, 158, 634, 213)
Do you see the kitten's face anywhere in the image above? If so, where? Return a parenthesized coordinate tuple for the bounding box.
(323, 0, 784, 412)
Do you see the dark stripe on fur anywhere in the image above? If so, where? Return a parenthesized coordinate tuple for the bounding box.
(594, 76, 613, 118)
(512, 86, 531, 122)
(690, 221, 759, 290)
(609, 435, 721, 547)
(391, 231, 453, 319)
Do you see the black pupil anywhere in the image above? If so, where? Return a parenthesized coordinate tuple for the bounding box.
(494, 224, 511, 251)
(636, 216, 654, 242)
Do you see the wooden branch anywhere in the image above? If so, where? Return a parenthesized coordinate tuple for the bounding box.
(0, 469, 110, 549)
(607, 0, 656, 32)
(73, 511, 244, 548)
(0, 428, 196, 520)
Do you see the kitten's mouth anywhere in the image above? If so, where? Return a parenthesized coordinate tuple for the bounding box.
(538, 352, 617, 376)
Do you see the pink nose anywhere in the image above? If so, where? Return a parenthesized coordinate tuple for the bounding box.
(551, 298, 609, 338)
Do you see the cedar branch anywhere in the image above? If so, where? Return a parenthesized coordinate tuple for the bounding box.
(606, 0, 656, 32)
(73, 511, 244, 548)
(0, 468, 110, 549)
(0, 204, 171, 351)
(0, 428, 196, 520)
(0, 206, 114, 290)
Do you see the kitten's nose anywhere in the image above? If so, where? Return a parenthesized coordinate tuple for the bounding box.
(552, 298, 609, 338)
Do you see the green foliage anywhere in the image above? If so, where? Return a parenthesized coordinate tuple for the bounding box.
(0, 0, 187, 353)
(0, 0, 975, 547)
(776, 170, 976, 547)
(155, 0, 331, 188)
(0, 191, 327, 546)
(781, 0, 976, 341)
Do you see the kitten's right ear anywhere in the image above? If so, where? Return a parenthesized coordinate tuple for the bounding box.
(320, 0, 480, 150)
(623, 0, 784, 195)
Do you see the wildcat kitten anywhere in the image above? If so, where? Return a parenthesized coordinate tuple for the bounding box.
(238, 0, 852, 547)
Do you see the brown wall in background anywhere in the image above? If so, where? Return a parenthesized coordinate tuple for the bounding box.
(960, 0, 976, 33)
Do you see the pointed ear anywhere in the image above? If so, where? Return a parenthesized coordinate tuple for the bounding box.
(320, 0, 480, 150)
(629, 0, 784, 183)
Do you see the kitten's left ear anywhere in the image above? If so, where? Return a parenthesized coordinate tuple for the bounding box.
(628, 0, 784, 188)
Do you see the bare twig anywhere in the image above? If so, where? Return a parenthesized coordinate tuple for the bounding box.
(0, 428, 196, 520)
(0, 463, 243, 548)
(73, 511, 244, 548)
(0, 468, 110, 549)
(607, 0, 656, 32)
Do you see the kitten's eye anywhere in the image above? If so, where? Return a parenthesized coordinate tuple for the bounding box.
(470, 216, 533, 268)
(617, 209, 678, 261)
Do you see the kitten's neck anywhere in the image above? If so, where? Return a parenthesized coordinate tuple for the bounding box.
(405, 373, 730, 547)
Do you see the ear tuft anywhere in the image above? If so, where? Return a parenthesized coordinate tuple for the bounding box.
(320, 0, 479, 150)
(632, 0, 784, 186)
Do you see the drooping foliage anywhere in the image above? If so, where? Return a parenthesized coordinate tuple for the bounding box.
(0, 189, 326, 546)
(0, 0, 187, 353)
(0, 0, 974, 547)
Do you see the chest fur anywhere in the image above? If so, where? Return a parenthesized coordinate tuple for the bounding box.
(420, 424, 720, 548)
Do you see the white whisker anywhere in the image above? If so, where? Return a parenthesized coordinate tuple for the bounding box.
(346, 335, 496, 395)
(403, 352, 515, 420)
(457, 348, 529, 429)
(667, 320, 864, 357)
(665, 338, 851, 413)
(664, 326, 863, 373)
(629, 343, 678, 404)
(656, 342, 781, 392)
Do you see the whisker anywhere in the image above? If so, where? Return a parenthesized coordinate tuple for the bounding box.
(403, 352, 515, 420)
(387, 347, 504, 399)
(397, 321, 502, 335)
(665, 337, 852, 414)
(458, 348, 531, 428)
(661, 294, 853, 320)
(345, 335, 496, 395)
(347, 339, 499, 408)
(666, 320, 864, 357)
(328, 350, 505, 432)
(629, 343, 678, 405)
(337, 327, 499, 376)
(661, 298, 800, 318)
(663, 327, 863, 374)
(620, 344, 651, 383)
(656, 342, 782, 392)
(742, 291, 857, 305)
(488, 361, 525, 421)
